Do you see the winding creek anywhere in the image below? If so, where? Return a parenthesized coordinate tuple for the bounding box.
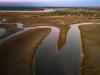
(0, 22, 100, 75)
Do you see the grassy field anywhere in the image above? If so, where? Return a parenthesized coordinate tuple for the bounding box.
(79, 24, 100, 75)
(0, 28, 51, 75)
(0, 9, 100, 75)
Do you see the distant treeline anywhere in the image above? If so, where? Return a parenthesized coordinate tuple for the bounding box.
(0, 7, 100, 11)
(0, 7, 44, 10)
(41, 9, 100, 17)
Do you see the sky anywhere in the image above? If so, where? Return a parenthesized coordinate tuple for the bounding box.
(0, 0, 100, 7)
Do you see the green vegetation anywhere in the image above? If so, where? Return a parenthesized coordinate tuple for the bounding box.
(40, 9, 100, 18)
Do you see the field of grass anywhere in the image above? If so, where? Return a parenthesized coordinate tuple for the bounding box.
(0, 9, 100, 75)
(0, 28, 51, 75)
(79, 24, 100, 75)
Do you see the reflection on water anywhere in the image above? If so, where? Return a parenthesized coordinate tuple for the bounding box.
(59, 25, 82, 75)
(34, 25, 82, 75)
(35, 28, 61, 75)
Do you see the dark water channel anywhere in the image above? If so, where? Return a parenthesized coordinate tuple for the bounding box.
(34, 24, 83, 75)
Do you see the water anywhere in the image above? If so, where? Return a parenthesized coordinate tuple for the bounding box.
(34, 28, 60, 75)
(0, 24, 58, 44)
(58, 25, 82, 75)
(34, 23, 100, 75)
(0, 22, 100, 75)
(34, 25, 82, 75)
(0, 28, 6, 38)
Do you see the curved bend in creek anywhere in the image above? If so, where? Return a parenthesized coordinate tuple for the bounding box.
(0, 22, 100, 75)
(0, 22, 23, 39)
(0, 24, 59, 44)
(0, 28, 6, 38)
(34, 24, 82, 75)
(34, 23, 100, 75)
